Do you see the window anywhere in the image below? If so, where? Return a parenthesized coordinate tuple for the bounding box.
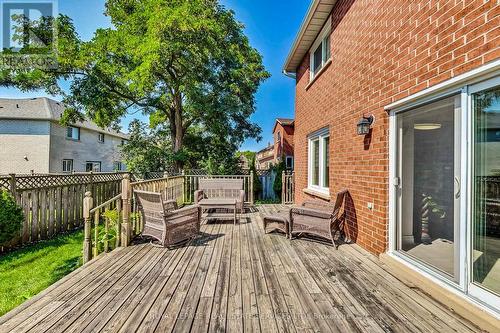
(98, 133, 105, 143)
(62, 159, 73, 173)
(85, 161, 101, 172)
(286, 156, 294, 169)
(113, 161, 123, 171)
(308, 128, 330, 194)
(66, 126, 80, 140)
(309, 17, 331, 81)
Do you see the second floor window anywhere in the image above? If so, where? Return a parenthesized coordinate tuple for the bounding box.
(98, 133, 105, 143)
(66, 126, 80, 141)
(309, 17, 332, 81)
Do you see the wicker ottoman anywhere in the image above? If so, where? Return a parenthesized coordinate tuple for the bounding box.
(263, 211, 290, 238)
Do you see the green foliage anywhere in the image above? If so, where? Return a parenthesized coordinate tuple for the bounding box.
(237, 151, 256, 163)
(1, 1, 270, 170)
(97, 209, 120, 252)
(272, 159, 286, 199)
(422, 195, 447, 219)
(249, 156, 262, 200)
(0, 191, 24, 246)
(0, 231, 83, 315)
(121, 120, 174, 176)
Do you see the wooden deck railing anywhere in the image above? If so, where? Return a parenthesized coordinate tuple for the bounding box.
(82, 172, 255, 263)
(83, 193, 122, 263)
(282, 171, 295, 204)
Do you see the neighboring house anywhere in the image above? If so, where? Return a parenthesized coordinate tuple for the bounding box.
(255, 144, 274, 170)
(256, 118, 295, 170)
(237, 154, 251, 170)
(273, 118, 295, 169)
(284, 0, 500, 325)
(0, 97, 128, 174)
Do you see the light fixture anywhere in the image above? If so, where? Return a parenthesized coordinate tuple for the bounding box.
(357, 115, 374, 135)
(414, 123, 442, 131)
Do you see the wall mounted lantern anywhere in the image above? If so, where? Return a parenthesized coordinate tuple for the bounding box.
(357, 115, 375, 135)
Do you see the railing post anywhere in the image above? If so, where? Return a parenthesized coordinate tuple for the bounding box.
(8, 173, 17, 198)
(250, 170, 254, 206)
(88, 171, 94, 194)
(181, 170, 186, 205)
(121, 174, 131, 247)
(282, 171, 286, 204)
(83, 191, 93, 264)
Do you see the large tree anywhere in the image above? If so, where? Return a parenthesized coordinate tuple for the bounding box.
(1, 0, 269, 170)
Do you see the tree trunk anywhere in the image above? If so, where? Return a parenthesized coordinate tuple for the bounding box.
(170, 94, 185, 171)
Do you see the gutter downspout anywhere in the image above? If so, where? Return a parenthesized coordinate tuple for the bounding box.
(282, 70, 296, 79)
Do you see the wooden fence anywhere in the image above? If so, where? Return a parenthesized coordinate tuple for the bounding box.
(282, 171, 295, 205)
(0, 172, 129, 251)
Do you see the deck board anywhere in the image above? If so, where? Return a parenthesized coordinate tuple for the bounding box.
(0, 205, 484, 333)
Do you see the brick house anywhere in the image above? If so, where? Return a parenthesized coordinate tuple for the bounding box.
(273, 118, 295, 169)
(284, 0, 500, 325)
(255, 144, 274, 170)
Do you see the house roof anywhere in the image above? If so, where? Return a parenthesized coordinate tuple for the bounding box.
(283, 0, 337, 74)
(273, 118, 295, 133)
(257, 144, 273, 154)
(0, 97, 129, 139)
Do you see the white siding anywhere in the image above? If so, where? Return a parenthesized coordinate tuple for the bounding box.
(48, 122, 124, 172)
(0, 120, 51, 174)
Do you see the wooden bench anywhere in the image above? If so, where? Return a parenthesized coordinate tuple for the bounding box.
(194, 179, 245, 224)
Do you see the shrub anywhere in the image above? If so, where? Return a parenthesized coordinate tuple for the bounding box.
(273, 159, 286, 199)
(249, 156, 262, 200)
(0, 190, 24, 245)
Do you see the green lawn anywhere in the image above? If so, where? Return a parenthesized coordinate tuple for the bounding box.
(0, 231, 83, 316)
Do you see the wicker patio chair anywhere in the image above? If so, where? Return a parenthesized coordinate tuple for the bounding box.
(134, 190, 201, 247)
(290, 189, 347, 248)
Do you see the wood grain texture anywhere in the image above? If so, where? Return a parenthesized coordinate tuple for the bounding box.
(0, 205, 483, 333)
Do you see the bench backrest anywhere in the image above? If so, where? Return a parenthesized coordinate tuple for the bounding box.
(199, 178, 243, 199)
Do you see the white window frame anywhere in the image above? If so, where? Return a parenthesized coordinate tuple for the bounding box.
(309, 16, 332, 82)
(308, 127, 330, 195)
(113, 161, 123, 171)
(62, 159, 73, 173)
(98, 133, 105, 143)
(286, 156, 294, 169)
(66, 126, 80, 141)
(86, 161, 101, 172)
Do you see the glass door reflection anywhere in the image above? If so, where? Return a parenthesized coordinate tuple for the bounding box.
(473, 85, 500, 296)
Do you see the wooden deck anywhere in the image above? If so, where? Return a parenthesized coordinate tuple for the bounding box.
(0, 205, 482, 333)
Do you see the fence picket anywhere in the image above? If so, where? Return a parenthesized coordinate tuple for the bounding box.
(31, 190, 39, 241)
(0, 172, 128, 251)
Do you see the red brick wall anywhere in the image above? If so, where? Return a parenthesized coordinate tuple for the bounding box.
(273, 123, 295, 160)
(293, 0, 500, 255)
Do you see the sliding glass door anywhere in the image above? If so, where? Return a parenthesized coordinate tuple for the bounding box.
(471, 79, 500, 305)
(395, 95, 462, 282)
(391, 75, 500, 311)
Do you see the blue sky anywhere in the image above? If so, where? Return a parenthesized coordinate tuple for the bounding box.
(0, 0, 309, 152)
